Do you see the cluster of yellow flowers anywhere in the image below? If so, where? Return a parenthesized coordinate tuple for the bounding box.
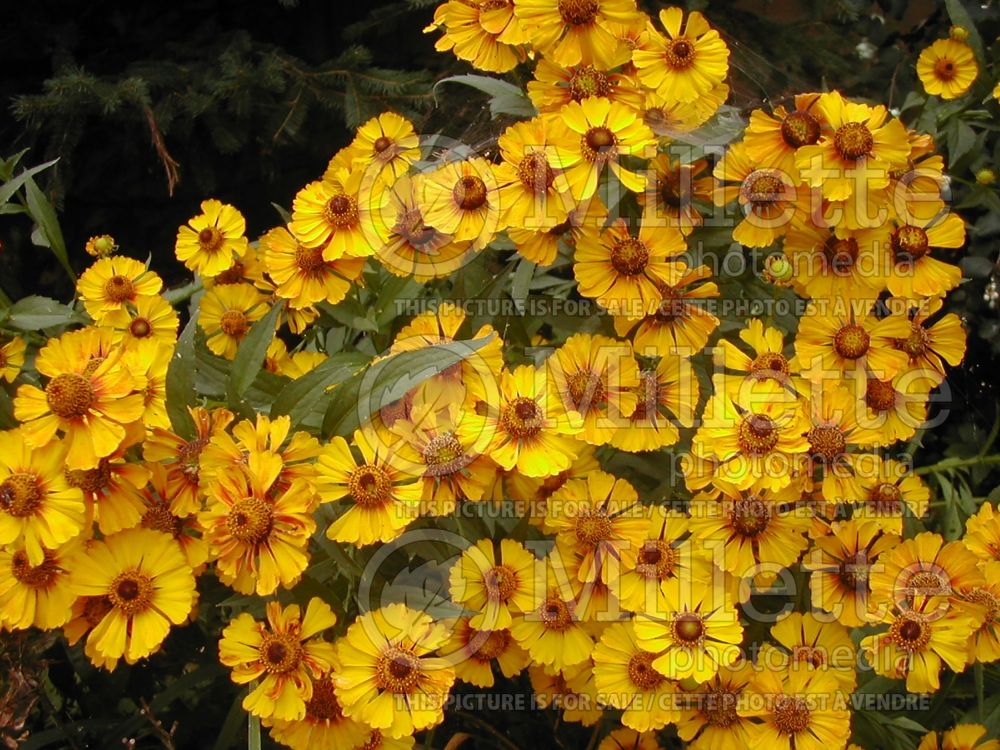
(1, 2, 999, 750)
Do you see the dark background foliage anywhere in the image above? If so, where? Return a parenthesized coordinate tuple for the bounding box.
(3, 0, 1000, 747)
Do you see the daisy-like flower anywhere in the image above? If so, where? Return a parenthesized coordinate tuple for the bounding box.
(529, 661, 603, 725)
(316, 429, 422, 546)
(712, 141, 801, 248)
(757, 612, 857, 693)
(198, 283, 270, 360)
(738, 668, 852, 750)
(918, 724, 1000, 750)
(347, 111, 421, 183)
(714, 318, 801, 395)
(803, 519, 901, 627)
(781, 223, 889, 302)
(853, 368, 935, 445)
(200, 456, 316, 595)
(592, 621, 679, 732)
(632, 7, 730, 104)
(438, 617, 530, 688)
(917, 38, 979, 100)
(0, 336, 26, 382)
(122, 340, 173, 431)
(634, 579, 744, 682)
(14, 328, 145, 470)
(266, 669, 369, 750)
(261, 225, 366, 309)
(743, 93, 824, 172)
(509, 560, 594, 672)
(959, 560, 1000, 666)
(850, 455, 929, 534)
(794, 301, 911, 382)
(885, 212, 965, 298)
(796, 90, 910, 201)
(549, 97, 655, 200)
(638, 154, 713, 236)
(335, 603, 456, 738)
(674, 658, 756, 750)
(485, 364, 583, 478)
(85, 233, 117, 257)
(964, 502, 1000, 563)
(77, 256, 163, 325)
(450, 538, 539, 631)
(494, 116, 573, 231)
(640, 81, 730, 138)
(69, 528, 196, 664)
(174, 199, 249, 277)
(103, 294, 179, 351)
(138, 463, 210, 571)
(548, 470, 649, 586)
(892, 298, 966, 384)
(508, 193, 608, 266)
(513, 0, 636, 69)
(218, 598, 338, 720)
(574, 219, 686, 319)
(0, 539, 79, 630)
(610, 353, 699, 452)
(144, 405, 235, 515)
(613, 260, 720, 355)
(861, 594, 980, 692)
(428, 0, 528, 73)
(526, 59, 643, 114)
(800, 380, 873, 503)
(546, 333, 639, 444)
(290, 168, 386, 257)
(417, 157, 503, 250)
(0, 432, 85, 564)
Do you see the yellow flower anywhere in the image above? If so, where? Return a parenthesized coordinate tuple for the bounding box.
(529, 661, 603, 725)
(885, 212, 965, 298)
(85, 234, 117, 257)
(289, 168, 387, 257)
(103, 294, 180, 350)
(758, 612, 857, 693)
(632, 7, 730, 104)
(918, 38, 978, 100)
(485, 364, 583, 478)
(316, 429, 422, 546)
(869, 530, 983, 609)
(964, 501, 1000, 564)
(508, 193, 608, 266)
(850, 455, 929, 534)
(743, 93, 824, 173)
(610, 353, 699, 452)
(574, 219, 686, 319)
(199, 455, 316, 595)
(894, 297, 966, 384)
(438, 617, 530, 688)
(174, 199, 249, 277)
(714, 318, 802, 395)
(261, 225, 365, 308)
(495, 116, 574, 231)
(77, 256, 163, 325)
(638, 154, 713, 236)
(853, 369, 936, 446)
(139, 463, 210, 571)
(265, 670, 370, 750)
(527, 60, 643, 114)
(633, 579, 743, 682)
(69, 528, 196, 664)
(592, 621, 679, 732)
(513, 0, 636, 69)
(450, 538, 540, 631)
(919, 724, 1000, 750)
(218, 598, 338, 720)
(0, 336, 26, 382)
(674, 658, 755, 749)
(959, 560, 1000, 666)
(428, 0, 527, 73)
(122, 339, 173, 430)
(796, 90, 910, 201)
(781, 223, 889, 301)
(417, 157, 503, 249)
(334, 603, 456, 738)
(347, 111, 421, 183)
(548, 97, 655, 199)
(198, 282, 270, 360)
(0, 538, 79, 630)
(641, 81, 730, 137)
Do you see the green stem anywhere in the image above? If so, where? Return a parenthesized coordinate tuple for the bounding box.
(914, 453, 1000, 476)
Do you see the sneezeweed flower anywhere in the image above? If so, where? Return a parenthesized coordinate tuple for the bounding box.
(513, 0, 635, 69)
(633, 579, 743, 682)
(347, 111, 421, 183)
(0, 432, 85, 564)
(638, 154, 713, 236)
(801, 381, 872, 503)
(174, 199, 249, 277)
(77, 256, 163, 325)
(0, 539, 79, 630)
(418, 157, 502, 249)
(714, 318, 801, 396)
(743, 93, 824, 172)
(592, 621, 679, 732)
(144, 405, 235, 515)
(494, 116, 573, 231)
(861, 594, 980, 692)
(265, 669, 370, 750)
(892, 298, 966, 384)
(738, 668, 852, 750)
(917, 724, 1000, 750)
(964, 502, 1000, 563)
(853, 369, 935, 445)
(632, 7, 730, 104)
(260, 225, 366, 308)
(139, 463, 210, 571)
(803, 519, 901, 627)
(438, 617, 530, 688)
(85, 233, 117, 257)
(850, 455, 930, 534)
(674, 658, 756, 750)
(104, 294, 180, 350)
(485, 364, 583, 478)
(334, 603, 456, 738)
(218, 598, 337, 720)
(428, 0, 527, 73)
(69, 528, 196, 665)
(526, 59, 643, 114)
(610, 353, 699, 452)
(199, 455, 316, 595)
(290, 168, 386, 257)
(781, 223, 889, 302)
(885, 212, 965, 298)
(959, 560, 1000, 665)
(0, 336, 26, 382)
(198, 283, 270, 359)
(917, 38, 979, 100)
(316, 429, 422, 546)
(796, 90, 910, 201)
(757, 612, 858, 693)
(449, 538, 539, 630)
(123, 340, 173, 430)
(574, 219, 686, 319)
(14, 327, 145, 469)
(548, 97, 655, 199)
(508, 192, 608, 266)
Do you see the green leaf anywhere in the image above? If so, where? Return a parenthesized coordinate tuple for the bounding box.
(269, 351, 369, 430)
(511, 258, 535, 305)
(5, 295, 82, 330)
(23, 175, 75, 282)
(435, 74, 537, 118)
(165, 312, 200, 437)
(226, 301, 284, 416)
(322, 334, 495, 437)
(0, 157, 58, 207)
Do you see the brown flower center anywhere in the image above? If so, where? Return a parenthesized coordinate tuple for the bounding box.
(700, 687, 739, 727)
(66, 460, 112, 495)
(610, 237, 649, 276)
(636, 540, 679, 580)
(869, 482, 903, 514)
(373, 136, 393, 154)
(129, 317, 153, 338)
(219, 310, 249, 338)
(472, 629, 512, 662)
(501, 396, 543, 439)
(45, 372, 95, 419)
(773, 695, 811, 734)
(780, 111, 821, 148)
(896, 323, 930, 359)
(833, 122, 874, 160)
(557, 0, 599, 25)
(295, 244, 327, 273)
(665, 38, 695, 70)
(104, 275, 135, 303)
(673, 612, 705, 643)
(742, 171, 785, 206)
(540, 596, 574, 631)
(259, 633, 303, 674)
(517, 152, 555, 193)
(227, 497, 274, 543)
(453, 175, 488, 210)
(737, 413, 779, 455)
(375, 646, 422, 693)
(791, 645, 826, 668)
(582, 126, 617, 161)
(422, 432, 468, 477)
(323, 194, 360, 227)
(198, 227, 225, 253)
(730, 496, 771, 536)
(750, 352, 790, 380)
(484, 564, 519, 602)
(658, 169, 692, 209)
(575, 509, 612, 546)
(141, 504, 182, 537)
(808, 425, 846, 463)
(0, 473, 44, 517)
(891, 225, 930, 264)
(933, 58, 957, 81)
(305, 676, 345, 720)
(833, 323, 870, 360)
(627, 650, 666, 690)
(823, 237, 860, 274)
(11, 549, 59, 587)
(568, 66, 611, 101)
(348, 465, 393, 507)
(839, 553, 869, 588)
(889, 612, 931, 651)
(108, 570, 155, 616)
(865, 378, 895, 412)
(566, 369, 606, 412)
(904, 569, 950, 598)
